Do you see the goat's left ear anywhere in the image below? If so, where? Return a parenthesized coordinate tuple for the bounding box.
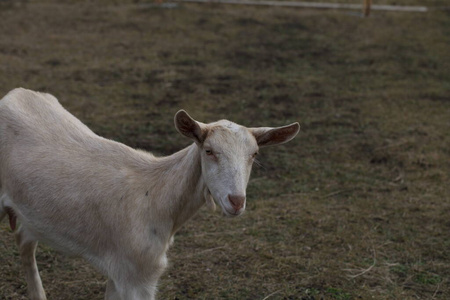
(249, 122, 300, 148)
(174, 110, 208, 144)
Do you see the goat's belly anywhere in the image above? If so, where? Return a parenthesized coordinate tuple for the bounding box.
(8, 195, 109, 258)
(15, 208, 93, 256)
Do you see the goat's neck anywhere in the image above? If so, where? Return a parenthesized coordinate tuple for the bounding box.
(150, 143, 206, 235)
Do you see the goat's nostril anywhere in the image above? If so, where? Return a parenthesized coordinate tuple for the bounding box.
(228, 194, 246, 211)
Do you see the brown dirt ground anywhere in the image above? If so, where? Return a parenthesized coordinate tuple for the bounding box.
(0, 1, 449, 299)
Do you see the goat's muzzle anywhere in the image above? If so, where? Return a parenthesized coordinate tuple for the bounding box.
(228, 194, 246, 215)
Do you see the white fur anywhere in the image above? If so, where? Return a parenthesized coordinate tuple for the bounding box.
(0, 88, 299, 300)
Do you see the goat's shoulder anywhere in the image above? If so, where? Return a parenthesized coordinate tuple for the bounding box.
(0, 88, 97, 141)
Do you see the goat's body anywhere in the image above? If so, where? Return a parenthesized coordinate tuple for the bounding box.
(0, 89, 207, 299)
(0, 88, 299, 300)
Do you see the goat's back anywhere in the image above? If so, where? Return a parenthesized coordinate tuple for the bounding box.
(0, 88, 153, 258)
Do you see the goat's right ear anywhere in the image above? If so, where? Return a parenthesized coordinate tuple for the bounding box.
(174, 110, 207, 144)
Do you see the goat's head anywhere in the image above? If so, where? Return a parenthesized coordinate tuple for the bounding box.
(174, 110, 300, 217)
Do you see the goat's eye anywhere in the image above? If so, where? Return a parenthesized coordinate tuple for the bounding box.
(252, 152, 259, 158)
(205, 149, 213, 156)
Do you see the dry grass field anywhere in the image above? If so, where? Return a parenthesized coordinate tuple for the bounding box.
(0, 0, 449, 299)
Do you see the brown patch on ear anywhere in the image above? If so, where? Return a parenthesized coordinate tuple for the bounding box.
(174, 110, 208, 144)
(251, 123, 300, 147)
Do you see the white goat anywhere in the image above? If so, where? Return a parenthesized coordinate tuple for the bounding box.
(0, 88, 300, 300)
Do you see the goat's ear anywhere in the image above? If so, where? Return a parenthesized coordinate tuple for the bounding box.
(249, 122, 300, 148)
(174, 110, 208, 144)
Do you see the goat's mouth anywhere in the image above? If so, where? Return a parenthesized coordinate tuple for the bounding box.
(211, 193, 246, 217)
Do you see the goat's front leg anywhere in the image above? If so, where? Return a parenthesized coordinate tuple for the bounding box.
(15, 227, 47, 300)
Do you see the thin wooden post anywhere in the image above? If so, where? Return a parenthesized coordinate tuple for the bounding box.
(364, 0, 372, 16)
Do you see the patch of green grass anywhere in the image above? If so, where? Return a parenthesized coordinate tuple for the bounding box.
(414, 272, 442, 285)
(326, 287, 352, 300)
(390, 264, 409, 278)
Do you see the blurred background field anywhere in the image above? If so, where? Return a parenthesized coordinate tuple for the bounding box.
(0, 0, 449, 299)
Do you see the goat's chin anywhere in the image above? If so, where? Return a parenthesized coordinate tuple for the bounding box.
(221, 207, 245, 217)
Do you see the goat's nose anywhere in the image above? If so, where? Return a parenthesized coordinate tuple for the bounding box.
(228, 194, 246, 211)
